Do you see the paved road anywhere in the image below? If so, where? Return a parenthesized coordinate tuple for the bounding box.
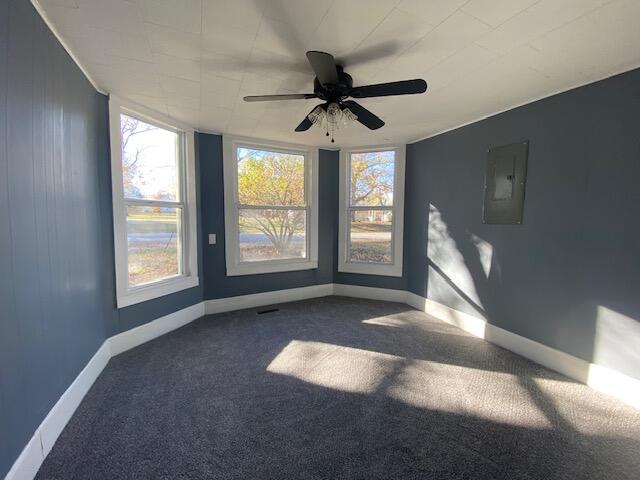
(239, 233, 304, 245)
(128, 232, 304, 245)
(128, 232, 176, 242)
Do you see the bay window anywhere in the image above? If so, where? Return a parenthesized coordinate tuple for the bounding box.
(338, 146, 405, 277)
(223, 136, 318, 276)
(109, 97, 198, 307)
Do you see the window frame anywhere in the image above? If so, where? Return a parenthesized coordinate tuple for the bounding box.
(338, 145, 405, 277)
(222, 135, 319, 276)
(109, 96, 199, 308)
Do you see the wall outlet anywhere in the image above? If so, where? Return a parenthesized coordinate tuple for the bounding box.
(208, 233, 216, 245)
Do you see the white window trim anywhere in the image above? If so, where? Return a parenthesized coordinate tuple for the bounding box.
(222, 135, 319, 276)
(338, 145, 405, 277)
(109, 96, 199, 308)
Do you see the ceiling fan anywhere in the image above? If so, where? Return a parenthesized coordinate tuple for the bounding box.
(243, 51, 428, 142)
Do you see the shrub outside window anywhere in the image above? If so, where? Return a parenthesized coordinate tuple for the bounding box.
(223, 136, 318, 276)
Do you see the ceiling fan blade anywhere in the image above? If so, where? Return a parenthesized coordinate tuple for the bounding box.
(342, 101, 385, 130)
(350, 79, 427, 98)
(294, 116, 313, 132)
(306, 51, 339, 86)
(244, 94, 317, 102)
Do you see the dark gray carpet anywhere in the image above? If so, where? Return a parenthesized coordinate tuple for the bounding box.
(36, 296, 640, 479)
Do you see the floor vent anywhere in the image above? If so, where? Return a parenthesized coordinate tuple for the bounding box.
(257, 308, 279, 315)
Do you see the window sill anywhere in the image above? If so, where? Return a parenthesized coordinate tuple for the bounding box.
(226, 260, 318, 277)
(338, 262, 403, 277)
(117, 275, 199, 308)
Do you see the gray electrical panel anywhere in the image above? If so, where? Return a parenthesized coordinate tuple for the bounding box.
(483, 141, 528, 224)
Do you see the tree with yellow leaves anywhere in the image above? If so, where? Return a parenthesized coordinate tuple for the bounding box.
(237, 149, 306, 257)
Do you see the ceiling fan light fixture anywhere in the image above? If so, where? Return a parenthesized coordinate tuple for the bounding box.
(342, 106, 358, 124)
(326, 102, 342, 127)
(307, 102, 358, 142)
(308, 105, 326, 127)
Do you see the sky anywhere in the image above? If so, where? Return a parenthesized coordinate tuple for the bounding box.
(121, 114, 179, 201)
(351, 150, 395, 206)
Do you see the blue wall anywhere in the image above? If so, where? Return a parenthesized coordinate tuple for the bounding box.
(198, 133, 336, 299)
(2, 1, 639, 476)
(196, 134, 407, 298)
(405, 69, 640, 380)
(0, 2, 202, 476)
(197, 132, 408, 298)
(0, 0, 111, 475)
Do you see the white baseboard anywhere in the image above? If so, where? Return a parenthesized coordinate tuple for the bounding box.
(5, 302, 205, 480)
(109, 302, 205, 357)
(333, 283, 407, 304)
(3, 427, 43, 480)
(204, 284, 333, 315)
(405, 291, 640, 410)
(7, 283, 639, 480)
(405, 293, 488, 338)
(39, 342, 112, 456)
(4, 341, 111, 480)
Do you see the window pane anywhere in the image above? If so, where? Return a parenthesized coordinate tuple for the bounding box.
(120, 114, 179, 201)
(239, 209, 306, 262)
(350, 151, 395, 207)
(127, 206, 181, 286)
(349, 210, 392, 264)
(237, 147, 305, 206)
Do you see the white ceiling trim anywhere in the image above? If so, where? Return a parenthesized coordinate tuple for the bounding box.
(31, 0, 640, 147)
(408, 61, 640, 145)
(196, 128, 224, 135)
(31, 0, 106, 95)
(32, 0, 213, 133)
(29, 0, 640, 149)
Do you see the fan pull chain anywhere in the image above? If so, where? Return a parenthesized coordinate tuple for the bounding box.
(326, 130, 335, 142)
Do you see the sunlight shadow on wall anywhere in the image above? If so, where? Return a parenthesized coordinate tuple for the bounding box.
(427, 204, 490, 317)
(593, 306, 640, 372)
(470, 233, 493, 279)
(586, 306, 640, 404)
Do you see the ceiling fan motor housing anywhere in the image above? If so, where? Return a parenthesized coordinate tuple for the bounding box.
(314, 66, 353, 103)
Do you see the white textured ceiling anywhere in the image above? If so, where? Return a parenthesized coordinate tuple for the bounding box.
(36, 0, 640, 148)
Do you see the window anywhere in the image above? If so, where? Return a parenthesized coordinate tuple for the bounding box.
(223, 136, 318, 276)
(109, 97, 198, 307)
(338, 146, 405, 277)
